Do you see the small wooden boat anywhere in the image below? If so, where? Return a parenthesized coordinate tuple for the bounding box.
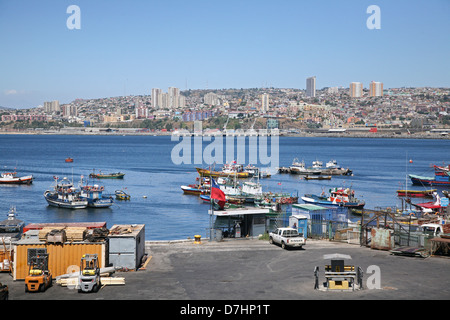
(304, 175, 332, 180)
(396, 189, 436, 198)
(115, 190, 130, 200)
(90, 172, 125, 179)
(65, 158, 74, 163)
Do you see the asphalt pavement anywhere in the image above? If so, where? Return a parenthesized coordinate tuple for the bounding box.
(2, 238, 449, 313)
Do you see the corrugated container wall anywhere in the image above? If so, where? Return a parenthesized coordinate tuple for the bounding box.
(108, 224, 145, 270)
(13, 242, 107, 280)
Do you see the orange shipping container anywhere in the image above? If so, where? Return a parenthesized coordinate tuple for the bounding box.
(13, 241, 107, 280)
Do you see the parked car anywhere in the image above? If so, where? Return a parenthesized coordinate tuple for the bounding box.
(269, 227, 306, 249)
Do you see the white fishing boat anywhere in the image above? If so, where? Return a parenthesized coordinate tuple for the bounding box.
(0, 171, 33, 185)
(289, 158, 321, 175)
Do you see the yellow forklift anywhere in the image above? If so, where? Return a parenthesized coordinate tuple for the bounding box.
(78, 254, 101, 293)
(25, 253, 52, 292)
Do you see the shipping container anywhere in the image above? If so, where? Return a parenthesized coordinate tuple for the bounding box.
(13, 239, 107, 280)
(108, 224, 145, 270)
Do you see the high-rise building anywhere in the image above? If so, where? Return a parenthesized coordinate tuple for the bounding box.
(151, 88, 162, 109)
(62, 105, 77, 118)
(369, 81, 383, 97)
(349, 82, 363, 98)
(168, 87, 180, 109)
(306, 76, 316, 97)
(204, 92, 220, 106)
(261, 93, 269, 112)
(43, 100, 60, 113)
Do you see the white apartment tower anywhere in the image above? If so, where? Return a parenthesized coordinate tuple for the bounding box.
(43, 100, 60, 113)
(349, 82, 363, 98)
(306, 76, 316, 97)
(168, 87, 180, 109)
(369, 81, 383, 97)
(151, 88, 162, 109)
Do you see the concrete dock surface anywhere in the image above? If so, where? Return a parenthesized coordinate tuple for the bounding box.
(2, 238, 449, 304)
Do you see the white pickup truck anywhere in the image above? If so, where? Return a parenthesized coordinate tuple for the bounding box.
(269, 227, 306, 249)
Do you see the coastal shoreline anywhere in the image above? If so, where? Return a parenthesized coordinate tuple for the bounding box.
(0, 130, 449, 140)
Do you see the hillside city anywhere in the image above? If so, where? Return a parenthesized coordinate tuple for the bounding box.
(1, 80, 449, 137)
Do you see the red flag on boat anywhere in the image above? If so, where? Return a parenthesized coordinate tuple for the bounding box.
(211, 178, 226, 208)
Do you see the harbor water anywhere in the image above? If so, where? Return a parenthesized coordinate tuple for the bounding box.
(0, 134, 449, 240)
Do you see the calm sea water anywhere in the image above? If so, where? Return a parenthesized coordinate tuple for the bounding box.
(0, 134, 449, 240)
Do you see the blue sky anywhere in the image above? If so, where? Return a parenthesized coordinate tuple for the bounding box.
(0, 0, 449, 108)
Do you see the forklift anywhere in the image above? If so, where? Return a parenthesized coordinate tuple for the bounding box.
(78, 254, 101, 293)
(25, 253, 52, 292)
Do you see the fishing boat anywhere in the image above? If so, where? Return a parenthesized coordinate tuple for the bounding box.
(243, 165, 272, 178)
(115, 190, 130, 200)
(181, 184, 209, 195)
(409, 165, 450, 186)
(289, 158, 321, 175)
(43, 177, 88, 209)
(196, 165, 250, 179)
(312, 160, 353, 175)
(304, 175, 332, 180)
(406, 192, 446, 214)
(301, 187, 365, 209)
(396, 189, 436, 198)
(79, 178, 113, 208)
(65, 158, 74, 163)
(89, 171, 125, 179)
(0, 171, 33, 185)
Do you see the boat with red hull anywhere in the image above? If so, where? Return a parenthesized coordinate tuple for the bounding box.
(0, 172, 33, 185)
(396, 189, 436, 198)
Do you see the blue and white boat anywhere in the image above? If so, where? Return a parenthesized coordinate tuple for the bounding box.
(79, 178, 114, 208)
(44, 177, 88, 209)
(301, 187, 365, 209)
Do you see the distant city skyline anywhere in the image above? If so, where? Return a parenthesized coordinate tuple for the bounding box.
(1, 0, 449, 108)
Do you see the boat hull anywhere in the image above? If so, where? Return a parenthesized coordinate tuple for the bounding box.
(396, 189, 436, 197)
(196, 168, 249, 178)
(181, 185, 209, 195)
(44, 191, 88, 209)
(301, 195, 365, 209)
(0, 175, 33, 185)
(90, 173, 125, 179)
(409, 175, 450, 186)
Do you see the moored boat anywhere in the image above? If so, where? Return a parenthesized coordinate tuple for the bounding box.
(289, 158, 321, 175)
(196, 167, 250, 179)
(396, 189, 436, 198)
(65, 157, 74, 163)
(181, 184, 209, 195)
(304, 175, 332, 180)
(79, 178, 113, 208)
(115, 190, 130, 200)
(0, 172, 33, 185)
(43, 177, 88, 209)
(302, 187, 365, 209)
(89, 171, 125, 179)
(409, 165, 450, 186)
